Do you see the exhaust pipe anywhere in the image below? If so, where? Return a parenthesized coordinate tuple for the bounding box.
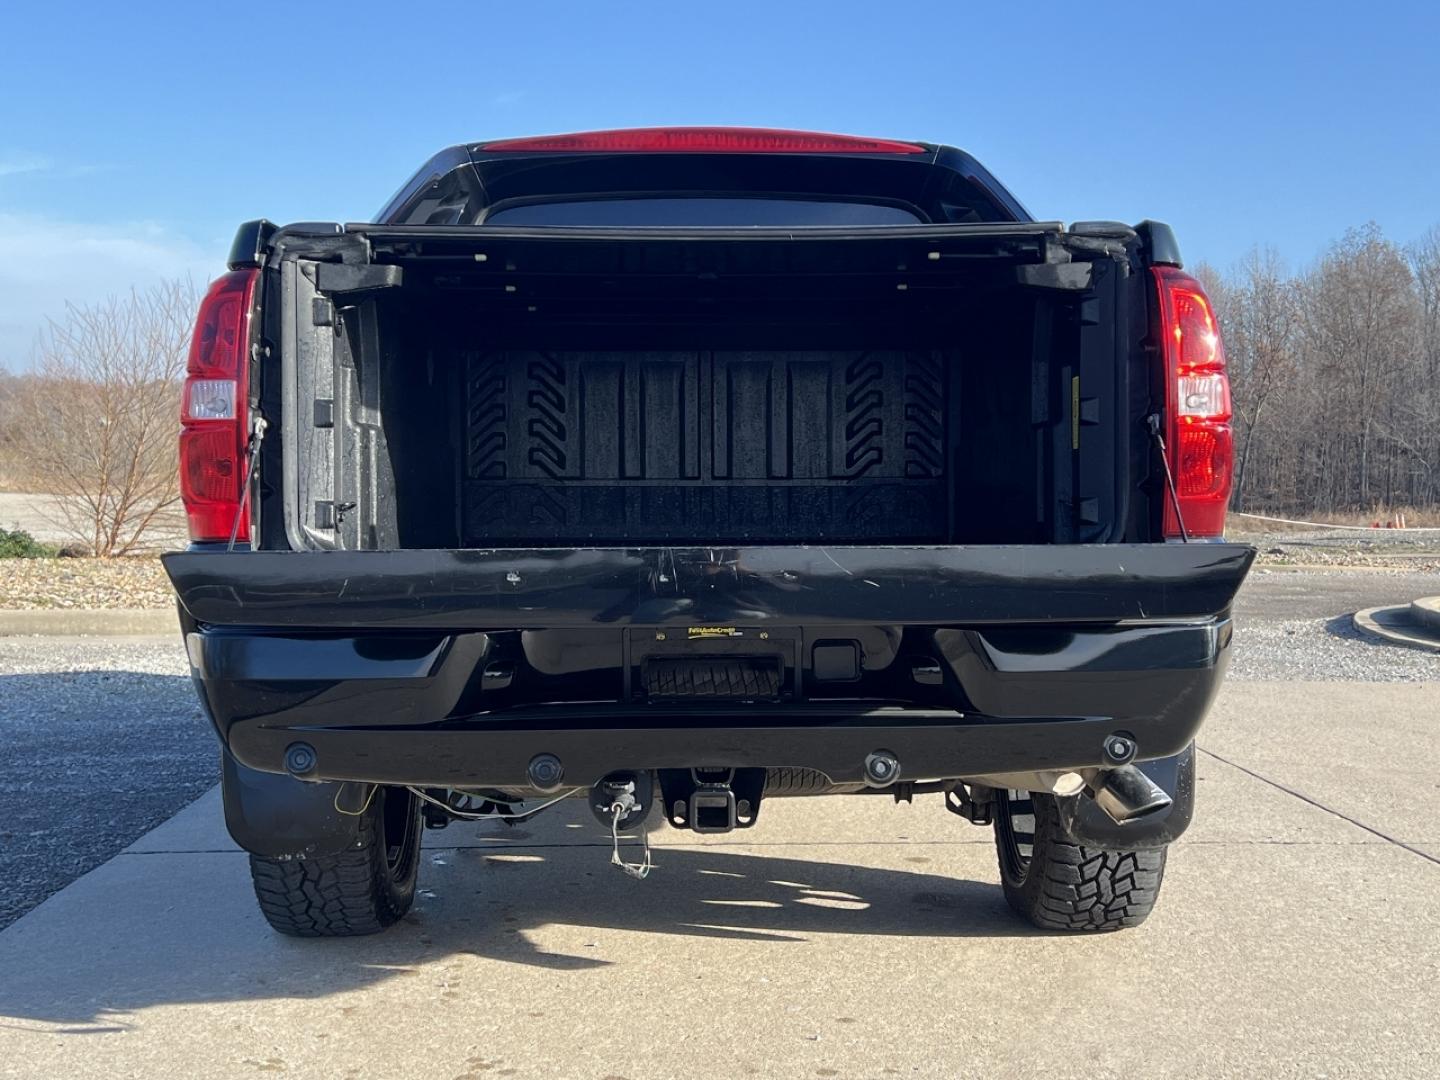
(1089, 764, 1173, 825)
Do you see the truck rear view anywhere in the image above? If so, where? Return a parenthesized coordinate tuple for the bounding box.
(166, 128, 1253, 935)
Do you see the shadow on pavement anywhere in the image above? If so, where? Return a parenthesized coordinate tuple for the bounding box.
(0, 664, 1033, 1027)
(0, 836, 1029, 1026)
(1322, 611, 1420, 650)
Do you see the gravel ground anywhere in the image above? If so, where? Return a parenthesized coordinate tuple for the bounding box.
(1229, 567, 1439, 681)
(0, 636, 211, 929)
(0, 557, 174, 609)
(1254, 545, 1440, 570)
(1228, 613, 1440, 681)
(1232, 524, 1440, 570)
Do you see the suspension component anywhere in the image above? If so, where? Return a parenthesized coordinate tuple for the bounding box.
(946, 783, 995, 826)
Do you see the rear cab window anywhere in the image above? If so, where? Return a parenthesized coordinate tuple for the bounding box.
(481, 197, 925, 227)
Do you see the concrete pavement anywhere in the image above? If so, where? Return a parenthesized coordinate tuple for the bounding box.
(1232, 567, 1438, 620)
(1, 680, 1437, 1078)
(1354, 598, 1440, 653)
(0, 608, 177, 636)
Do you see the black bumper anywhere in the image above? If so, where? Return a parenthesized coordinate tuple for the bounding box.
(167, 544, 1252, 790)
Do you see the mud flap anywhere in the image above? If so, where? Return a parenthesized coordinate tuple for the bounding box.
(1052, 743, 1196, 849)
(221, 748, 360, 858)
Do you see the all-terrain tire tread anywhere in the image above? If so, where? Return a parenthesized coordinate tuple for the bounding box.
(248, 793, 419, 938)
(998, 791, 1166, 932)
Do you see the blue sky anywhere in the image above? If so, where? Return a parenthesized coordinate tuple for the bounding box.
(2, 0, 1438, 366)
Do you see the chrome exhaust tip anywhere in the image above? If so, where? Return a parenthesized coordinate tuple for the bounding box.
(1089, 764, 1174, 825)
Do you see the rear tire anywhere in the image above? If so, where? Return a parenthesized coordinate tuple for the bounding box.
(249, 786, 421, 937)
(993, 788, 1166, 931)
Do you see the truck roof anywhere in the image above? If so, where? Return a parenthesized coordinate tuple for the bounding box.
(375, 126, 1031, 227)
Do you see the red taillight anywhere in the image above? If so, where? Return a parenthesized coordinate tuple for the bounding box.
(480, 127, 927, 154)
(180, 269, 257, 542)
(1153, 266, 1233, 538)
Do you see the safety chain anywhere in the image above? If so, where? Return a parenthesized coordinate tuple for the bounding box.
(609, 801, 653, 880)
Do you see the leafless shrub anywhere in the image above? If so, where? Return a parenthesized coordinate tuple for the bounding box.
(7, 280, 195, 556)
(0, 370, 19, 488)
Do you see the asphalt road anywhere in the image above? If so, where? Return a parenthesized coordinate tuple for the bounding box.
(1233, 566, 1437, 620)
(0, 637, 205, 928)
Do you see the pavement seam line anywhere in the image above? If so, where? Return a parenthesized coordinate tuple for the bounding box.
(117, 838, 1001, 856)
(114, 837, 1420, 856)
(1197, 745, 1440, 868)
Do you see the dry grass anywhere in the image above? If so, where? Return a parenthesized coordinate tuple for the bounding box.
(1231, 505, 1440, 530)
(0, 556, 173, 609)
(1304, 506, 1440, 528)
(0, 458, 45, 494)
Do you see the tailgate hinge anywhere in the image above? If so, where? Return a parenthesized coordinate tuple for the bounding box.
(314, 262, 403, 297)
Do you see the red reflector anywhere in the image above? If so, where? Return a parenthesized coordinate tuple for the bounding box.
(180, 425, 248, 541)
(1175, 424, 1234, 497)
(180, 269, 258, 543)
(481, 127, 927, 154)
(1154, 267, 1233, 539)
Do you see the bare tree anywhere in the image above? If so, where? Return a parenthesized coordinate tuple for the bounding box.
(1213, 250, 1300, 511)
(1406, 225, 1440, 504)
(1296, 225, 1419, 510)
(1410, 225, 1440, 376)
(8, 280, 195, 555)
(1173, 225, 1439, 518)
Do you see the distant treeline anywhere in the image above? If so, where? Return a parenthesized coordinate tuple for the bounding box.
(1199, 222, 1440, 515)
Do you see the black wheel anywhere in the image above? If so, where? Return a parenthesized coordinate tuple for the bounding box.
(994, 788, 1166, 931)
(249, 786, 422, 937)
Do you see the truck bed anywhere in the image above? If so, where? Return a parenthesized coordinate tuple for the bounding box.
(267, 223, 1138, 552)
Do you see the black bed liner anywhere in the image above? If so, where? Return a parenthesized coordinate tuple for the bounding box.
(458, 347, 954, 545)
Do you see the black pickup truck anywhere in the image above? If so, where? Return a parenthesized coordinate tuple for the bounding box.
(166, 127, 1252, 936)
